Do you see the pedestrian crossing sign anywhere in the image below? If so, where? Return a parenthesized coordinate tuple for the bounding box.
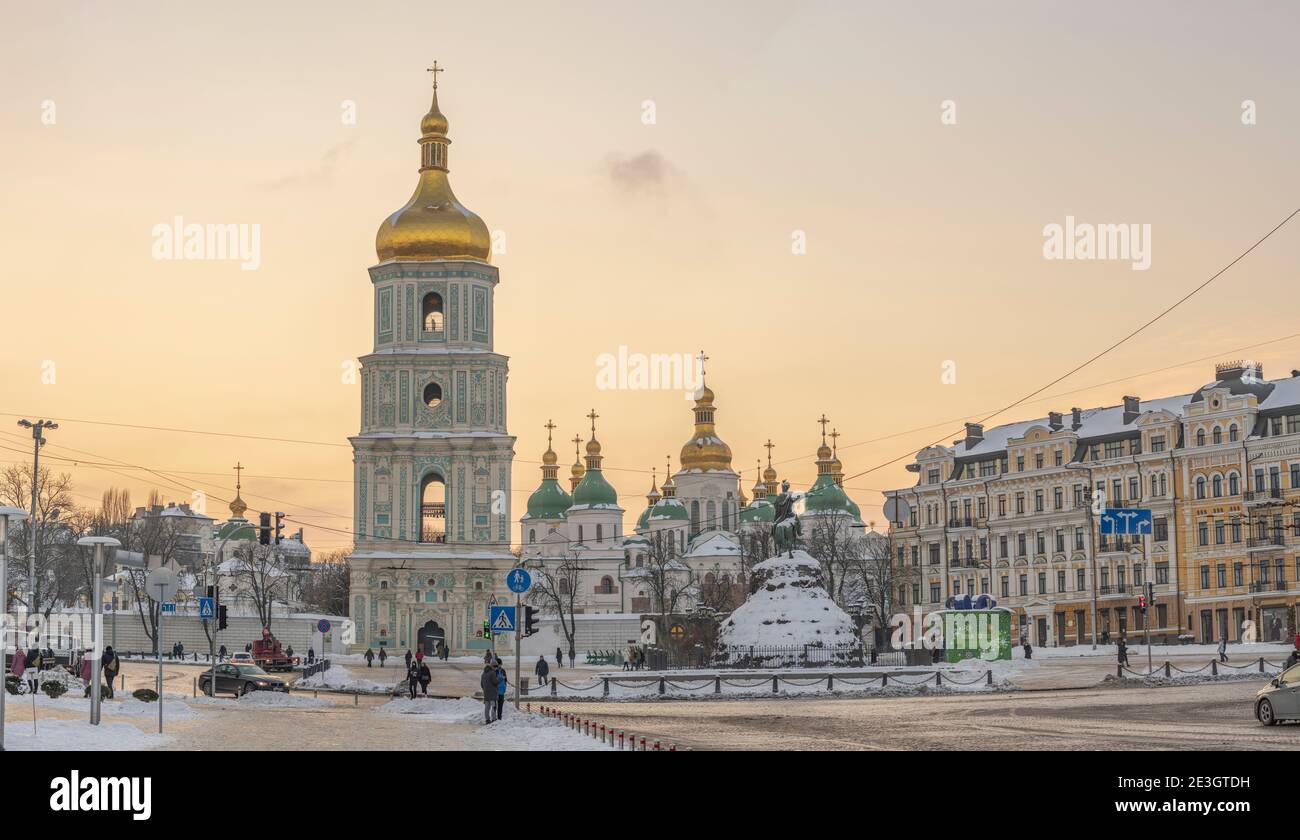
(489, 605, 516, 633)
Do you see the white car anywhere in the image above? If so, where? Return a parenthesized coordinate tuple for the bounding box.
(1255, 663, 1300, 725)
(230, 652, 254, 665)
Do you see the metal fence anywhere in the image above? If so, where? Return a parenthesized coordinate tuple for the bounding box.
(642, 644, 906, 670)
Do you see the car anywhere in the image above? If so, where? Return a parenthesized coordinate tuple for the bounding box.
(230, 652, 254, 664)
(1255, 663, 1300, 725)
(198, 663, 290, 697)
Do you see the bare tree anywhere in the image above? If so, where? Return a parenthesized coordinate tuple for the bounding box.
(227, 543, 296, 631)
(631, 530, 694, 616)
(0, 465, 79, 628)
(846, 531, 917, 635)
(116, 496, 188, 652)
(526, 553, 585, 663)
(696, 562, 745, 614)
(300, 549, 351, 615)
(804, 513, 863, 605)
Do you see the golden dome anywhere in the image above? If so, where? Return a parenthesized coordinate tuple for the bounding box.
(228, 494, 247, 519)
(817, 443, 833, 461)
(542, 447, 558, 466)
(586, 438, 602, 457)
(762, 465, 777, 482)
(375, 81, 491, 263)
(679, 382, 733, 472)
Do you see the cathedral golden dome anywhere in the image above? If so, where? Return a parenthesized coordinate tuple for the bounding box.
(375, 74, 492, 263)
(679, 381, 733, 472)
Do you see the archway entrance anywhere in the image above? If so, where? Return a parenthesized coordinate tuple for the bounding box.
(417, 620, 445, 657)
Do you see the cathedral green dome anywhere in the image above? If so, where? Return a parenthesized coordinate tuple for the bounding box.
(649, 497, 689, 522)
(739, 498, 775, 524)
(804, 473, 853, 515)
(635, 506, 651, 531)
(525, 478, 571, 520)
(572, 469, 618, 507)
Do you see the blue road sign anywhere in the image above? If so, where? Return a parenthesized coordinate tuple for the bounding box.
(489, 605, 516, 634)
(198, 597, 215, 619)
(161, 602, 176, 614)
(1099, 508, 1153, 536)
(506, 567, 532, 593)
(317, 619, 331, 634)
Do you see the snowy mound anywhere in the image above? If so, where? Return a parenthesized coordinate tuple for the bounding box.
(716, 550, 859, 657)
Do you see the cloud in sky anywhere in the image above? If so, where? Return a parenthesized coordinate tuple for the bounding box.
(604, 150, 678, 195)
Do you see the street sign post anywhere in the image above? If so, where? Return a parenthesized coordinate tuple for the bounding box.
(145, 566, 178, 734)
(506, 567, 531, 594)
(198, 597, 215, 619)
(1098, 508, 1153, 536)
(490, 605, 516, 634)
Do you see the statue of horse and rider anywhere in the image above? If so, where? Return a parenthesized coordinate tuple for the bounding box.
(770, 480, 802, 557)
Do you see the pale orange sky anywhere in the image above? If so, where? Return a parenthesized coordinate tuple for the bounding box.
(2, 1, 1298, 552)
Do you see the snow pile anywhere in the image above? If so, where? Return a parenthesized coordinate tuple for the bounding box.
(715, 550, 859, 663)
(22, 691, 200, 720)
(472, 711, 608, 751)
(189, 692, 331, 709)
(297, 664, 394, 694)
(374, 697, 484, 723)
(4, 720, 172, 751)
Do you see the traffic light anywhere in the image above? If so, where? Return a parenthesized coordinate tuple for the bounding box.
(1138, 594, 1147, 612)
(258, 512, 272, 545)
(274, 511, 285, 544)
(523, 605, 540, 637)
(218, 605, 228, 631)
(482, 619, 491, 641)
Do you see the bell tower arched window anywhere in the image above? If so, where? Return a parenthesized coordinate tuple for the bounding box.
(423, 382, 442, 408)
(420, 473, 446, 543)
(422, 293, 444, 332)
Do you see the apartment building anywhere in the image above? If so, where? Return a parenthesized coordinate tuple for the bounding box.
(884, 362, 1300, 647)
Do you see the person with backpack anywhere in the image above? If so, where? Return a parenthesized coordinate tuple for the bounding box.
(102, 646, 120, 699)
(406, 658, 420, 699)
(495, 657, 508, 720)
(417, 660, 432, 696)
(364, 648, 375, 667)
(378, 647, 388, 668)
(480, 662, 499, 724)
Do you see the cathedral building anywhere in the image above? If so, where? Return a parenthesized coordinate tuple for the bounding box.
(346, 73, 516, 655)
(520, 376, 868, 614)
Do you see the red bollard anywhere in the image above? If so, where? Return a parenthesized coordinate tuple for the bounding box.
(619, 731, 625, 749)
(599, 724, 605, 740)
(653, 741, 661, 751)
(669, 744, 676, 752)
(639, 737, 647, 751)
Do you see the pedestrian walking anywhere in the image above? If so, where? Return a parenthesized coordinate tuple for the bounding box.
(418, 661, 431, 696)
(378, 647, 388, 668)
(480, 662, 499, 723)
(534, 655, 549, 687)
(1022, 641, 1032, 661)
(555, 647, 563, 671)
(1117, 637, 1128, 666)
(406, 660, 420, 699)
(307, 647, 315, 664)
(568, 648, 575, 668)
(495, 658, 507, 720)
(1217, 635, 1228, 663)
(218, 644, 228, 661)
(11, 647, 25, 692)
(80, 650, 92, 684)
(177, 642, 185, 660)
(1101, 629, 1110, 646)
(102, 645, 120, 699)
(404, 649, 413, 669)
(364, 648, 375, 667)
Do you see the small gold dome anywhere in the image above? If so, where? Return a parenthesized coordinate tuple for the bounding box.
(542, 447, 558, 466)
(693, 385, 715, 406)
(817, 443, 833, 460)
(762, 465, 777, 482)
(375, 85, 491, 263)
(586, 438, 602, 456)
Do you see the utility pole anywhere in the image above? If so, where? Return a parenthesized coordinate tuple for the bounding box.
(17, 419, 57, 634)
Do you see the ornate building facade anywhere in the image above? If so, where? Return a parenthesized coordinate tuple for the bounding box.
(347, 75, 516, 654)
(884, 362, 1300, 647)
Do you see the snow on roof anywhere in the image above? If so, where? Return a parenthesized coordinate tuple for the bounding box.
(685, 532, 740, 558)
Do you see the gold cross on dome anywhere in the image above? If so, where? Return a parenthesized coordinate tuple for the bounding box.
(696, 349, 709, 382)
(763, 439, 775, 467)
(830, 428, 840, 455)
(544, 419, 556, 447)
(426, 61, 445, 90)
(233, 461, 244, 492)
(817, 414, 830, 442)
(572, 435, 582, 458)
(586, 409, 599, 436)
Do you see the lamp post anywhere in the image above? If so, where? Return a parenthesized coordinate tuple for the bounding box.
(76, 536, 120, 726)
(17, 420, 57, 633)
(1, 506, 31, 751)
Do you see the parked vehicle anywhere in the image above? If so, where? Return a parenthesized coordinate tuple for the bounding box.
(1255, 663, 1300, 725)
(198, 663, 289, 697)
(251, 627, 299, 672)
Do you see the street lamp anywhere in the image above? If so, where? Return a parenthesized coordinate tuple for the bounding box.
(1, 505, 31, 751)
(76, 535, 121, 726)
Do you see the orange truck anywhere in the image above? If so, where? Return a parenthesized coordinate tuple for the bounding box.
(250, 627, 299, 672)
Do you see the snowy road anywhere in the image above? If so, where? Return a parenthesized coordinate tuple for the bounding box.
(543, 679, 1300, 750)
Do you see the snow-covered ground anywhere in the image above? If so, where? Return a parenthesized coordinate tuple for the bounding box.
(296, 663, 396, 694)
(190, 692, 333, 709)
(4, 719, 174, 751)
(1019, 641, 1293, 660)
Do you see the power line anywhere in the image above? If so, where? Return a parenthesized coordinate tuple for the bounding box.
(840, 204, 1300, 485)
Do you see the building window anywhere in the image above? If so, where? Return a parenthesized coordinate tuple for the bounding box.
(1018, 575, 1028, 596)
(421, 293, 444, 331)
(1196, 429, 1205, 447)
(1077, 568, 1086, 590)
(423, 382, 443, 408)
(1200, 566, 1210, 589)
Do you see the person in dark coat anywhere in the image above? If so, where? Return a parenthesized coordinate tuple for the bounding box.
(245, 642, 252, 653)
(101, 646, 120, 699)
(406, 660, 420, 699)
(1101, 629, 1110, 646)
(534, 656, 549, 687)
(417, 661, 431, 695)
(480, 663, 499, 723)
(364, 648, 374, 667)
(218, 644, 228, 661)
(177, 642, 185, 660)
(568, 648, 575, 668)
(378, 647, 388, 667)
(1117, 636, 1129, 666)
(555, 647, 563, 671)
(1217, 635, 1228, 663)
(404, 649, 413, 669)
(307, 647, 315, 664)
(495, 657, 508, 720)
(1022, 641, 1032, 661)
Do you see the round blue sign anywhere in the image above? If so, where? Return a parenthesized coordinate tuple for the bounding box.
(317, 619, 331, 634)
(506, 568, 532, 594)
